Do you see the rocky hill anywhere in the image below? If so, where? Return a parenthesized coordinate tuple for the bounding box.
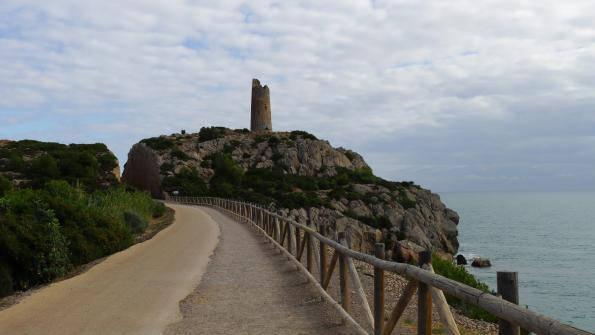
(0, 140, 120, 190)
(122, 127, 459, 258)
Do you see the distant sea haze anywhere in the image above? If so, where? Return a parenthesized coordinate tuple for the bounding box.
(441, 191, 595, 332)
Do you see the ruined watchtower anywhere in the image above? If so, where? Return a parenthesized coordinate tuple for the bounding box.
(250, 78, 272, 132)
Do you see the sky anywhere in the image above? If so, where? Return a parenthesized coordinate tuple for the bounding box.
(1, 0, 595, 193)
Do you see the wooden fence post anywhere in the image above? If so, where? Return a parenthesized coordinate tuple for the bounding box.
(306, 231, 313, 273)
(418, 251, 432, 335)
(319, 224, 327, 284)
(338, 232, 351, 314)
(374, 243, 385, 335)
(498, 272, 520, 335)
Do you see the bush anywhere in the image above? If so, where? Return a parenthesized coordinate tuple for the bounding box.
(198, 126, 228, 142)
(0, 175, 11, 196)
(171, 147, 190, 161)
(162, 168, 208, 196)
(123, 211, 148, 234)
(268, 136, 280, 146)
(432, 255, 497, 322)
(152, 201, 167, 218)
(0, 264, 13, 297)
(141, 137, 174, 150)
(289, 130, 318, 140)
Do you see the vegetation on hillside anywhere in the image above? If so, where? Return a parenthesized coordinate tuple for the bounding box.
(0, 140, 169, 298)
(0, 140, 118, 190)
(163, 151, 417, 229)
(0, 181, 165, 297)
(432, 255, 497, 322)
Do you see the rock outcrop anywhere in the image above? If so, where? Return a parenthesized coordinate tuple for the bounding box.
(122, 128, 460, 256)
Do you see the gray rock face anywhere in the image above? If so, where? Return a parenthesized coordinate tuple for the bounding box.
(121, 143, 162, 198)
(122, 130, 460, 256)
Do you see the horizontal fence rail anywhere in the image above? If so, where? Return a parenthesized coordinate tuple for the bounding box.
(168, 196, 593, 335)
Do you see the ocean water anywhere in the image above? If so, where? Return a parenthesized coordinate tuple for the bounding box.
(440, 192, 595, 332)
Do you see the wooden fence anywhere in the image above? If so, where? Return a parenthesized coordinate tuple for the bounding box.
(168, 196, 593, 335)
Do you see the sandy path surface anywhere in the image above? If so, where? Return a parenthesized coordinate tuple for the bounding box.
(0, 204, 219, 335)
(165, 207, 360, 335)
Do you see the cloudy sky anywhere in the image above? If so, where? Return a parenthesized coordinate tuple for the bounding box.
(1, 0, 595, 192)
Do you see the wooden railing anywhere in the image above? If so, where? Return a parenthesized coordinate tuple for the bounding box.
(168, 196, 593, 335)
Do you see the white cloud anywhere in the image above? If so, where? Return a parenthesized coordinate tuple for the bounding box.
(1, 0, 595, 191)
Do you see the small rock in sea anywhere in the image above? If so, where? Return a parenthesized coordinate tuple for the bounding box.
(471, 257, 491, 268)
(456, 254, 467, 265)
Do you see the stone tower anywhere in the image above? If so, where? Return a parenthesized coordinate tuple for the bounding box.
(250, 78, 272, 132)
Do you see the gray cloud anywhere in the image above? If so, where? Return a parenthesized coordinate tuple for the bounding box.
(1, 0, 595, 192)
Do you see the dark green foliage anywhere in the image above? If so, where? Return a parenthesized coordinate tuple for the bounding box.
(271, 152, 283, 161)
(0, 264, 13, 296)
(171, 147, 190, 161)
(0, 140, 119, 190)
(198, 126, 228, 142)
(233, 128, 250, 133)
(151, 202, 167, 218)
(123, 211, 148, 234)
(268, 136, 280, 146)
(160, 162, 174, 174)
(0, 181, 165, 297)
(0, 175, 11, 197)
(141, 137, 175, 150)
(395, 186, 417, 209)
(211, 154, 243, 185)
(223, 140, 240, 154)
(254, 135, 269, 143)
(289, 130, 318, 140)
(432, 255, 497, 322)
(162, 168, 208, 196)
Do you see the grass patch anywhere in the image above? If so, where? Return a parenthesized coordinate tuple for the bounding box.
(432, 254, 497, 322)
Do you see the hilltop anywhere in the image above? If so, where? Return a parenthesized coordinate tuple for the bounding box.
(0, 140, 120, 190)
(123, 127, 460, 257)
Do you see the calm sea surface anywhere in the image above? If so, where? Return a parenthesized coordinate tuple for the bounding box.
(440, 192, 595, 331)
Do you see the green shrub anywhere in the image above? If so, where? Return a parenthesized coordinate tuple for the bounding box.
(123, 211, 148, 234)
(268, 136, 280, 146)
(162, 168, 208, 196)
(0, 175, 11, 196)
(0, 264, 13, 296)
(254, 135, 269, 143)
(223, 140, 240, 154)
(152, 201, 167, 218)
(198, 126, 228, 142)
(160, 162, 174, 174)
(141, 137, 174, 150)
(171, 147, 190, 161)
(432, 255, 497, 322)
(289, 130, 318, 140)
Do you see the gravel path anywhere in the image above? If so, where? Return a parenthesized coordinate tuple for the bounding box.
(0, 204, 219, 335)
(165, 207, 361, 335)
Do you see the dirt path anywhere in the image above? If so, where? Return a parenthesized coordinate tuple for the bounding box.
(165, 207, 361, 335)
(0, 204, 219, 335)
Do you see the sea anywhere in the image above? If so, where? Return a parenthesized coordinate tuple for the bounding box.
(440, 192, 595, 332)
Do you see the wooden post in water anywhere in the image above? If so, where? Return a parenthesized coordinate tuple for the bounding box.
(374, 243, 385, 335)
(338, 232, 351, 313)
(498, 272, 520, 335)
(418, 251, 432, 335)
